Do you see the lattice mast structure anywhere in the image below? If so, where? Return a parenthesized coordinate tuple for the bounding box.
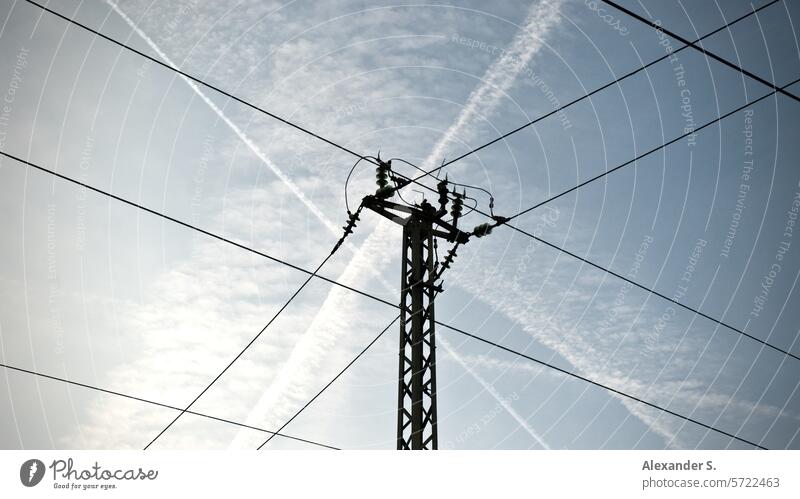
(360, 157, 496, 449)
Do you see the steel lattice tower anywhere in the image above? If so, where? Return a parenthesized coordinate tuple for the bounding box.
(361, 158, 491, 449)
(396, 209, 439, 449)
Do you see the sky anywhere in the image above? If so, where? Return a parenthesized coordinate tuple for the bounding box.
(0, 0, 799, 450)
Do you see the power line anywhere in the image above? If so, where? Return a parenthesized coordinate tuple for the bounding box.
(257, 315, 400, 449)
(23, 0, 780, 215)
(9, 98, 800, 373)
(20, 0, 787, 232)
(432, 80, 800, 364)
(345, 1, 800, 367)
(0, 149, 395, 310)
(254, 295, 770, 449)
(26, 0, 783, 296)
(11, 0, 794, 447)
(18, 0, 472, 230)
(7, 143, 799, 390)
(0, 148, 400, 326)
(21, 0, 374, 166)
(408, 0, 781, 180)
(0, 361, 338, 449)
(506, 76, 800, 222)
(508, 225, 800, 362)
(257, 255, 461, 450)
(143, 219, 356, 449)
(434, 322, 768, 449)
(3, 149, 782, 449)
(5, 147, 454, 449)
(19, 0, 488, 229)
(603, 0, 800, 104)
(491, 82, 800, 361)
(19, 0, 463, 219)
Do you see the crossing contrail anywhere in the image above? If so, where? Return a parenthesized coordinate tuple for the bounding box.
(230, 0, 565, 448)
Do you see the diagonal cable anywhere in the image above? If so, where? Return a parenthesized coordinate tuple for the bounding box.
(19, 0, 453, 212)
(256, 238, 470, 450)
(437, 78, 800, 363)
(483, 78, 800, 362)
(13, 0, 788, 450)
(3, 147, 785, 447)
(22, 0, 778, 186)
(22, 0, 784, 244)
(254, 301, 769, 449)
(142, 210, 359, 449)
(254, 248, 468, 450)
(603, 0, 800, 103)
(256, 315, 400, 449)
(6, 143, 799, 375)
(505, 75, 800, 222)
(19, 0, 483, 229)
(0, 148, 394, 308)
(506, 224, 800, 362)
(383, 153, 800, 364)
(21, 0, 375, 165)
(407, 0, 780, 180)
(435, 323, 768, 449)
(0, 361, 339, 449)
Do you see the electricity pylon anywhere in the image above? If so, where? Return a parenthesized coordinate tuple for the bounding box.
(360, 157, 496, 449)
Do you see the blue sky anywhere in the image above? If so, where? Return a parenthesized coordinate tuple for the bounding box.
(0, 0, 799, 449)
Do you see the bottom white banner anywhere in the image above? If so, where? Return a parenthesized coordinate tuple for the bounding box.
(0, 450, 797, 498)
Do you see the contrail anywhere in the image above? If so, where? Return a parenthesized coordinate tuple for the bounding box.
(104, 0, 400, 300)
(440, 335, 550, 449)
(71, 0, 397, 448)
(230, 0, 565, 448)
(423, 0, 563, 170)
(105, 0, 340, 237)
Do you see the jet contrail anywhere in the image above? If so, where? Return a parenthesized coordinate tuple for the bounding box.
(440, 335, 551, 449)
(105, 0, 345, 237)
(423, 0, 563, 170)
